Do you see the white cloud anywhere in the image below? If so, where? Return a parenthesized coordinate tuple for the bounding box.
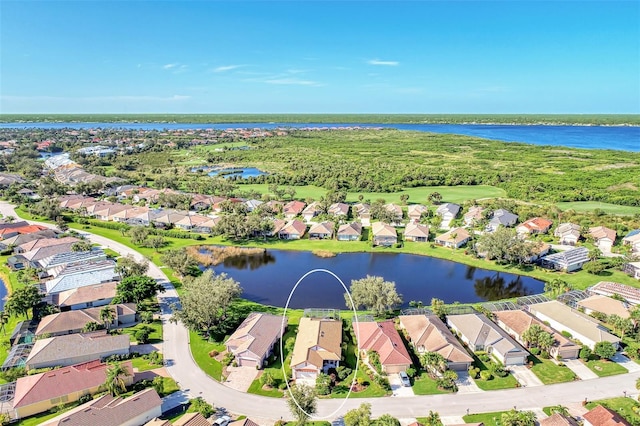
(163, 63, 178, 69)
(367, 59, 399, 66)
(212, 65, 244, 73)
(264, 78, 321, 86)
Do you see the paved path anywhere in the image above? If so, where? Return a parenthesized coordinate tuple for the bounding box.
(389, 373, 415, 397)
(612, 353, 640, 373)
(510, 365, 544, 387)
(3, 201, 640, 421)
(564, 359, 599, 380)
(455, 371, 482, 394)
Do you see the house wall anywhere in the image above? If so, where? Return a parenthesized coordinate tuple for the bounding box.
(448, 361, 472, 371)
(501, 352, 527, 366)
(118, 313, 137, 325)
(383, 363, 409, 374)
(337, 234, 359, 241)
(68, 298, 114, 311)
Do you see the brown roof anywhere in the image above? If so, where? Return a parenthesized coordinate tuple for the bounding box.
(337, 222, 362, 236)
(226, 312, 285, 360)
(283, 200, 306, 215)
(291, 317, 342, 369)
(404, 222, 430, 238)
(518, 217, 553, 233)
(174, 413, 212, 426)
(53, 281, 118, 308)
(539, 413, 579, 426)
(590, 281, 640, 305)
(493, 310, 579, 352)
(372, 222, 397, 237)
(584, 405, 632, 426)
(435, 227, 470, 244)
(280, 220, 306, 236)
(577, 295, 630, 318)
(399, 315, 473, 364)
(230, 419, 260, 426)
(13, 360, 133, 409)
(309, 221, 334, 235)
(354, 320, 412, 367)
(36, 303, 136, 335)
(590, 226, 617, 242)
(42, 388, 161, 426)
(18, 236, 80, 252)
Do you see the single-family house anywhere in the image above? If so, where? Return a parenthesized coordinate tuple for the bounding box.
(353, 203, 371, 227)
(7, 255, 28, 270)
(229, 418, 261, 426)
(189, 194, 219, 211)
(41, 388, 162, 426)
(308, 222, 334, 239)
(523, 242, 551, 263)
(487, 209, 518, 232)
(51, 281, 118, 311)
(540, 247, 589, 272)
(278, 220, 307, 240)
(11, 360, 133, 419)
(463, 206, 486, 227)
(589, 226, 617, 252)
(0, 229, 59, 249)
(516, 217, 553, 236)
(527, 301, 620, 350)
(583, 405, 631, 426)
(436, 203, 460, 224)
(624, 262, 640, 280)
(47, 258, 115, 280)
(153, 211, 189, 227)
(0, 224, 49, 241)
(245, 199, 264, 212)
(622, 230, 640, 253)
(447, 313, 529, 365)
(93, 203, 131, 222)
(554, 223, 582, 246)
(399, 314, 473, 370)
(283, 200, 306, 219)
(589, 281, 640, 305)
(354, 320, 412, 373)
(175, 214, 218, 233)
(16, 236, 80, 254)
(291, 317, 342, 382)
(38, 249, 107, 273)
(493, 310, 580, 359)
(434, 227, 470, 249)
(404, 222, 430, 242)
(36, 303, 137, 337)
(327, 203, 350, 219)
(21, 243, 80, 268)
(384, 203, 404, 225)
(44, 260, 119, 294)
(577, 295, 630, 319)
(25, 331, 130, 370)
(539, 414, 580, 426)
(371, 222, 397, 247)
(225, 312, 286, 369)
(407, 204, 428, 223)
(302, 202, 323, 222)
(337, 222, 362, 241)
(270, 218, 287, 236)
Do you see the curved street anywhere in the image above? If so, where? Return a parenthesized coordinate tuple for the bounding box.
(2, 201, 639, 421)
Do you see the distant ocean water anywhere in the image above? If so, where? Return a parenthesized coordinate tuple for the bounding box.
(0, 122, 638, 151)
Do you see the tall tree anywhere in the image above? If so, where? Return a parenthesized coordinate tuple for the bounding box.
(5, 285, 41, 319)
(104, 363, 131, 396)
(375, 414, 401, 426)
(171, 270, 242, 338)
(521, 324, 544, 348)
(0, 311, 9, 335)
(343, 402, 371, 426)
(593, 341, 616, 360)
(100, 306, 116, 331)
(113, 275, 165, 305)
(160, 248, 199, 278)
(420, 351, 447, 377)
(501, 409, 536, 426)
(422, 411, 444, 426)
(115, 254, 149, 279)
(345, 275, 402, 316)
(286, 384, 317, 426)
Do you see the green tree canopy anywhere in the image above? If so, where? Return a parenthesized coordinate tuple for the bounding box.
(104, 363, 131, 396)
(113, 275, 165, 305)
(345, 275, 402, 316)
(115, 254, 149, 279)
(343, 402, 371, 426)
(286, 384, 317, 426)
(5, 285, 41, 319)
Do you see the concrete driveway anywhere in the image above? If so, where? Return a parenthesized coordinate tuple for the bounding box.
(612, 353, 640, 373)
(224, 366, 260, 392)
(564, 359, 598, 380)
(509, 365, 544, 387)
(389, 373, 415, 397)
(455, 371, 483, 393)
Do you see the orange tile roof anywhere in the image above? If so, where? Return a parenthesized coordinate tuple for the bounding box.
(354, 320, 412, 367)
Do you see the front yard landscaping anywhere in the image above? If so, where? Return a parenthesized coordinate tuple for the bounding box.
(584, 359, 628, 377)
(462, 411, 511, 426)
(411, 372, 450, 395)
(528, 356, 577, 384)
(471, 352, 519, 391)
(189, 329, 225, 381)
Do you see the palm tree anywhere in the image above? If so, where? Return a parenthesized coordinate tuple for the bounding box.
(521, 324, 543, 348)
(537, 332, 555, 355)
(423, 410, 443, 426)
(100, 306, 116, 331)
(104, 363, 131, 396)
(548, 405, 570, 417)
(420, 351, 447, 377)
(0, 311, 8, 335)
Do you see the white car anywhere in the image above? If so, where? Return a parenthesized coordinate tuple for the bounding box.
(399, 371, 411, 387)
(213, 415, 232, 426)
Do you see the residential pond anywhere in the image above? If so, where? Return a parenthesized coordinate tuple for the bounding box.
(203, 248, 545, 309)
(191, 166, 267, 179)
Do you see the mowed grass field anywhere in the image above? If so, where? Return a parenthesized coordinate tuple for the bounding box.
(237, 183, 507, 204)
(556, 201, 640, 215)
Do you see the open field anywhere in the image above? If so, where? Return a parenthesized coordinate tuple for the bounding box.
(556, 201, 640, 215)
(2, 114, 639, 125)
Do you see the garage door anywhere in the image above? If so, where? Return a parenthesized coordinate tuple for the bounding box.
(296, 371, 316, 380)
(238, 358, 258, 368)
(504, 356, 526, 366)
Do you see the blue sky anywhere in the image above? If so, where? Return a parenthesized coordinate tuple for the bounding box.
(1, 1, 638, 114)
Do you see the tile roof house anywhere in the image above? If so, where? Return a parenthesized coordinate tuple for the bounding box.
(463, 206, 486, 227)
(302, 201, 323, 222)
(36, 303, 137, 337)
(371, 222, 397, 247)
(93, 203, 132, 222)
(540, 247, 589, 272)
(384, 203, 404, 225)
(51, 281, 118, 311)
(539, 413, 580, 426)
(38, 249, 107, 273)
(577, 295, 630, 319)
(41, 388, 162, 426)
(11, 360, 134, 419)
(327, 202, 350, 218)
(622, 230, 640, 253)
(583, 405, 631, 426)
(354, 320, 412, 373)
(589, 281, 640, 305)
(337, 222, 362, 241)
(407, 204, 428, 222)
(308, 221, 334, 239)
(245, 199, 264, 212)
(554, 223, 582, 246)
(404, 222, 430, 242)
(447, 313, 529, 366)
(44, 260, 119, 294)
(527, 301, 620, 350)
(436, 203, 461, 223)
(487, 209, 518, 232)
(434, 227, 470, 249)
(493, 310, 580, 360)
(516, 217, 553, 235)
(291, 317, 342, 382)
(0, 229, 59, 249)
(278, 220, 307, 240)
(175, 214, 218, 233)
(21, 243, 79, 267)
(589, 226, 617, 252)
(229, 418, 261, 426)
(225, 312, 286, 369)
(353, 203, 371, 226)
(283, 200, 306, 219)
(25, 331, 130, 370)
(47, 258, 115, 280)
(399, 314, 473, 370)
(16, 236, 80, 254)
(0, 224, 49, 240)
(173, 413, 213, 426)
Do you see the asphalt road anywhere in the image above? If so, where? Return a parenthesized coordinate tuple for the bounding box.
(2, 201, 639, 421)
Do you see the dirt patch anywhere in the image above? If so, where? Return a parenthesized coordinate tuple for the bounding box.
(607, 182, 638, 191)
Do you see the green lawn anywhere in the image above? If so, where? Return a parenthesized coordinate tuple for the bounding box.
(529, 356, 577, 384)
(471, 353, 520, 391)
(124, 320, 163, 344)
(585, 398, 640, 424)
(584, 359, 628, 377)
(131, 353, 163, 372)
(411, 372, 449, 395)
(188, 330, 225, 381)
(246, 326, 297, 398)
(462, 411, 511, 426)
(556, 201, 640, 215)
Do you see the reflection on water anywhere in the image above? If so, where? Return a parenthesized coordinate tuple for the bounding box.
(222, 251, 276, 270)
(474, 274, 529, 300)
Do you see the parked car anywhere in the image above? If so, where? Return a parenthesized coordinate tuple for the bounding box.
(399, 371, 411, 387)
(214, 415, 232, 426)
